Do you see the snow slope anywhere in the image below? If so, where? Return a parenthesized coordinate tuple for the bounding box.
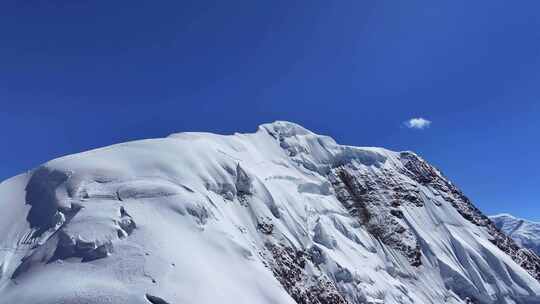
(0, 121, 539, 304)
(491, 214, 540, 255)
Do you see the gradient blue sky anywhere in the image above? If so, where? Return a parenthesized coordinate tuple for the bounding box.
(1, 1, 539, 220)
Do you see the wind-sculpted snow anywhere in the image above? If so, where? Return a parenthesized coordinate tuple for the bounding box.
(0, 121, 539, 304)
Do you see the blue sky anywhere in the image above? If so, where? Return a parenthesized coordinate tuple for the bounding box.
(1, 1, 539, 220)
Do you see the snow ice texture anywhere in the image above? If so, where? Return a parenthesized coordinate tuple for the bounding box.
(1, 121, 539, 304)
(491, 214, 540, 256)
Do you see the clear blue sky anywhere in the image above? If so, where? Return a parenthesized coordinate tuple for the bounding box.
(1, 1, 539, 220)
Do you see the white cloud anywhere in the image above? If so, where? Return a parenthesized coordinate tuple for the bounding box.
(405, 117, 431, 129)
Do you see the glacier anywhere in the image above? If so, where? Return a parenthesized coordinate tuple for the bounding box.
(0, 121, 539, 304)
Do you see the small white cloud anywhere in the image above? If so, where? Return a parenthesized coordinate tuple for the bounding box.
(405, 117, 431, 129)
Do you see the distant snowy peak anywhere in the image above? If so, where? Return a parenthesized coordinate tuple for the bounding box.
(1, 121, 540, 304)
(491, 213, 540, 255)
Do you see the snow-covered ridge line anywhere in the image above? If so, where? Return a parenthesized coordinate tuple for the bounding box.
(0, 121, 539, 304)
(490, 213, 540, 256)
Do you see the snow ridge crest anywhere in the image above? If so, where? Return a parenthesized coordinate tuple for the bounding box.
(1, 121, 539, 304)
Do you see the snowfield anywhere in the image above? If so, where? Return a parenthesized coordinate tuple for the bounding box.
(491, 214, 540, 256)
(0, 121, 539, 304)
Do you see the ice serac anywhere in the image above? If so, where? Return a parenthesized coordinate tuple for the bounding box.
(490, 214, 540, 256)
(0, 121, 539, 304)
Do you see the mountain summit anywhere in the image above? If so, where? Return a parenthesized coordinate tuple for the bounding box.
(1, 121, 539, 304)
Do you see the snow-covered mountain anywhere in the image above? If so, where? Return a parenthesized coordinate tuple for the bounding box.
(1, 121, 539, 304)
(490, 214, 540, 256)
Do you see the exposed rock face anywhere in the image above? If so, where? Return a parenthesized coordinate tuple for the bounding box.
(265, 244, 348, 304)
(0, 121, 539, 304)
(329, 165, 422, 267)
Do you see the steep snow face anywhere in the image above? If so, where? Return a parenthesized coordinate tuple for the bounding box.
(491, 214, 540, 255)
(0, 121, 539, 304)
